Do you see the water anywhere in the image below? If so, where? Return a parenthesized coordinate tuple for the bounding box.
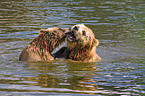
(0, 0, 145, 95)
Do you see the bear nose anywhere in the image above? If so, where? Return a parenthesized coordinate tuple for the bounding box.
(73, 26, 78, 31)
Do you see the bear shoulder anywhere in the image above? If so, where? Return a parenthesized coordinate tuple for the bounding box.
(19, 27, 71, 61)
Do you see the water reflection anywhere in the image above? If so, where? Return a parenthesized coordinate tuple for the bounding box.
(26, 60, 98, 94)
(0, 0, 145, 95)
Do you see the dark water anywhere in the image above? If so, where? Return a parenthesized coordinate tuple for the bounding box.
(0, 0, 145, 95)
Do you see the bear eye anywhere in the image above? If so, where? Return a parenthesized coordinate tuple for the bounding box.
(82, 30, 86, 36)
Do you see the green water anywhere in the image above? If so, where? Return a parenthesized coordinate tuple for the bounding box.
(0, 0, 145, 95)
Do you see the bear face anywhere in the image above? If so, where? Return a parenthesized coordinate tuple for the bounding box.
(66, 24, 101, 62)
(19, 27, 71, 61)
(67, 24, 99, 49)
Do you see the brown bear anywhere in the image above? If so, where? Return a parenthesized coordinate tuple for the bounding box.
(19, 27, 71, 61)
(66, 24, 101, 62)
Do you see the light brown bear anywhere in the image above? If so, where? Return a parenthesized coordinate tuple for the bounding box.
(19, 27, 71, 61)
(66, 24, 101, 62)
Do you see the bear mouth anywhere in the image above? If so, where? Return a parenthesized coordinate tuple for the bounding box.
(67, 30, 77, 41)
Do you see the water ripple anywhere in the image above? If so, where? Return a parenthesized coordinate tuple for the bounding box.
(0, 0, 145, 95)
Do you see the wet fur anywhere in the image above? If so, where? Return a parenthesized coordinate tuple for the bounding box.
(19, 24, 101, 62)
(19, 27, 70, 61)
(66, 24, 101, 62)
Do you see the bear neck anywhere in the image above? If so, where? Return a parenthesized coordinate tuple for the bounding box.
(69, 46, 96, 61)
(29, 33, 65, 59)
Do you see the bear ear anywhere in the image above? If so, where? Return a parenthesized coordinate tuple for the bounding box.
(92, 38, 99, 47)
(39, 29, 47, 35)
(40, 29, 47, 33)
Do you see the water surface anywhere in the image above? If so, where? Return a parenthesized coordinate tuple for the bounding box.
(0, 0, 145, 95)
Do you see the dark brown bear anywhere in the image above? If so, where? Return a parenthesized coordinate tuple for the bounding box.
(19, 27, 70, 61)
